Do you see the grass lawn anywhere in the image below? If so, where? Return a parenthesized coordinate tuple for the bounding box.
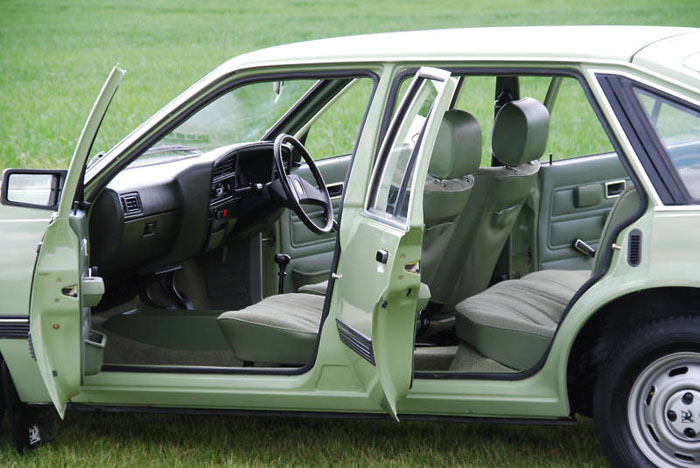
(0, 0, 698, 466)
(0, 411, 608, 468)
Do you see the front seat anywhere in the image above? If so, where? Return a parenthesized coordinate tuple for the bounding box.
(299, 109, 483, 301)
(218, 293, 325, 365)
(218, 110, 482, 365)
(433, 97, 549, 308)
(454, 187, 640, 371)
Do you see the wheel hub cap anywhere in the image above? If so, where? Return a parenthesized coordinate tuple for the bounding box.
(665, 390, 700, 442)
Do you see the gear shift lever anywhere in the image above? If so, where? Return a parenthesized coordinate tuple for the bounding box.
(274, 253, 291, 294)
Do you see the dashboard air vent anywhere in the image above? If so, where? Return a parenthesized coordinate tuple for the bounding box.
(213, 158, 235, 179)
(120, 192, 142, 216)
(628, 229, 642, 267)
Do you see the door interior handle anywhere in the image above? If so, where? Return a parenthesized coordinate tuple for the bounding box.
(605, 180, 626, 198)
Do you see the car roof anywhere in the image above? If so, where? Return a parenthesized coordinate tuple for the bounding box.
(222, 26, 696, 72)
(633, 31, 700, 87)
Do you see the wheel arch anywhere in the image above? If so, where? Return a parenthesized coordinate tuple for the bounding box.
(565, 286, 700, 416)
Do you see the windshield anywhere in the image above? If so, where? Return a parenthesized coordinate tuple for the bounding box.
(132, 78, 319, 167)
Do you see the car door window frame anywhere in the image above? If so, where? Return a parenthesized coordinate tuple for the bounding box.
(379, 67, 623, 169)
(629, 79, 700, 203)
(95, 69, 380, 378)
(85, 69, 379, 204)
(371, 66, 648, 381)
(597, 74, 692, 206)
(365, 68, 453, 230)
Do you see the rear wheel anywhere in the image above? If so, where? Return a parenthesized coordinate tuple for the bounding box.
(594, 316, 700, 467)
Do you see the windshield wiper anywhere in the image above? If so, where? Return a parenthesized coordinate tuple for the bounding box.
(143, 144, 202, 155)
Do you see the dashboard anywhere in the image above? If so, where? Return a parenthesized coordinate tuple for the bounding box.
(89, 141, 289, 276)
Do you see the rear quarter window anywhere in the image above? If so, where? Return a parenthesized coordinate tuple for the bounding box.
(634, 87, 700, 199)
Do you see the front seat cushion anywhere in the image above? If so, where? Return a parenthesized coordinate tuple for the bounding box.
(297, 280, 329, 296)
(454, 269, 589, 370)
(218, 293, 325, 365)
(298, 280, 433, 312)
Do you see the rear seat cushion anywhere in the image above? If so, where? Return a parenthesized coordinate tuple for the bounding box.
(454, 269, 589, 370)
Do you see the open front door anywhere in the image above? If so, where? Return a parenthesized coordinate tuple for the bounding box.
(30, 66, 123, 417)
(334, 68, 456, 418)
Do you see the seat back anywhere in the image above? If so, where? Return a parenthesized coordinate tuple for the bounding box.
(437, 98, 550, 307)
(420, 110, 482, 293)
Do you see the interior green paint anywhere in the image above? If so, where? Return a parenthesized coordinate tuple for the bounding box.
(537, 152, 629, 270)
(278, 155, 350, 292)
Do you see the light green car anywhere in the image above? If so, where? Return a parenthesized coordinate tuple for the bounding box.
(1, 25, 699, 467)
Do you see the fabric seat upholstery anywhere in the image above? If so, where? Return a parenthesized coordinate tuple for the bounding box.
(218, 293, 325, 365)
(434, 97, 549, 307)
(455, 187, 640, 370)
(299, 109, 482, 302)
(455, 270, 589, 370)
(299, 280, 433, 312)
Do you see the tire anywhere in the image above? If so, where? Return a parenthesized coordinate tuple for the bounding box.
(594, 315, 700, 468)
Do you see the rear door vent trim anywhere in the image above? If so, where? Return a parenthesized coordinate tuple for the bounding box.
(628, 229, 642, 267)
(336, 318, 375, 365)
(120, 192, 143, 216)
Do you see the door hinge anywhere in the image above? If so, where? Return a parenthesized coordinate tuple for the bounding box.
(36, 242, 42, 254)
(73, 200, 91, 212)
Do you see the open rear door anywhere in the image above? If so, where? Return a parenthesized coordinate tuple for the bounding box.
(29, 66, 123, 417)
(334, 67, 456, 418)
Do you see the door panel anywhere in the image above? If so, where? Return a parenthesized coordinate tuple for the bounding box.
(537, 152, 629, 271)
(336, 67, 457, 418)
(31, 67, 121, 417)
(279, 155, 350, 291)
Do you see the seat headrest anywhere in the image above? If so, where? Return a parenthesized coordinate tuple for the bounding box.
(428, 110, 482, 180)
(492, 98, 549, 167)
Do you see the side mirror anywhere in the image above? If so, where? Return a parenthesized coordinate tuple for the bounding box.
(1, 169, 67, 210)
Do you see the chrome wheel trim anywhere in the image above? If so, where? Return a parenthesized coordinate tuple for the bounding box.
(628, 352, 700, 467)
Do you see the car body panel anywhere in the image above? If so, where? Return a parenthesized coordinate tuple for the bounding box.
(632, 31, 700, 87)
(0, 206, 52, 319)
(223, 26, 693, 70)
(29, 67, 123, 417)
(0, 26, 697, 426)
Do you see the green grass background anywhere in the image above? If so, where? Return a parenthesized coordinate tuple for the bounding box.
(1, 0, 698, 466)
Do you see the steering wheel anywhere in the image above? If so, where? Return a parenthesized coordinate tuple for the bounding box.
(269, 134, 334, 235)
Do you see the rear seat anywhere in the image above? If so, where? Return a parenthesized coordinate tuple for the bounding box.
(455, 187, 640, 371)
(455, 270, 589, 370)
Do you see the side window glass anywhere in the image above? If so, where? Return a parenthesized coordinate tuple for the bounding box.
(634, 88, 700, 198)
(524, 76, 614, 161)
(368, 78, 441, 223)
(304, 78, 374, 160)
